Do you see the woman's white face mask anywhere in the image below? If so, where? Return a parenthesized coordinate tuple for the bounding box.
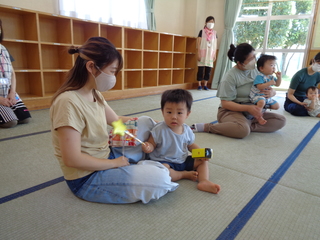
(92, 67, 116, 92)
(206, 23, 214, 29)
(311, 62, 320, 72)
(243, 58, 256, 70)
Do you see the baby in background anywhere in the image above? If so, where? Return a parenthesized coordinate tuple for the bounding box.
(250, 54, 282, 125)
(303, 86, 320, 117)
(142, 89, 220, 194)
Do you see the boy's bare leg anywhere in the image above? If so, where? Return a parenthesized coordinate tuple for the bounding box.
(162, 163, 198, 181)
(256, 100, 267, 125)
(195, 160, 220, 194)
(270, 102, 280, 110)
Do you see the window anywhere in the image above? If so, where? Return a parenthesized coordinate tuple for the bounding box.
(234, 0, 316, 89)
(59, 0, 147, 29)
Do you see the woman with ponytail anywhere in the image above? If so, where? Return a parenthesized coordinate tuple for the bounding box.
(50, 37, 178, 204)
(191, 43, 286, 139)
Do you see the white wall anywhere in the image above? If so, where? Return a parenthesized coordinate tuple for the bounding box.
(0, 0, 58, 14)
(154, 0, 226, 47)
(0, 0, 226, 48)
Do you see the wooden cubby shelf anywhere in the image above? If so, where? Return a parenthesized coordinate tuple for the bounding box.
(0, 4, 197, 110)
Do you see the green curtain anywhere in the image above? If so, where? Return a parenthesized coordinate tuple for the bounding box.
(145, 0, 156, 31)
(211, 0, 243, 89)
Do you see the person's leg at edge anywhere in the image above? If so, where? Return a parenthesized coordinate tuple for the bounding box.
(0, 120, 18, 128)
(194, 159, 220, 194)
(197, 66, 204, 90)
(203, 66, 212, 90)
(284, 96, 309, 116)
(250, 111, 286, 133)
(203, 108, 251, 139)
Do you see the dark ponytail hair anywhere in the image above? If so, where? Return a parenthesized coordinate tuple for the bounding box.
(0, 19, 3, 43)
(309, 52, 320, 65)
(52, 37, 123, 104)
(227, 43, 255, 64)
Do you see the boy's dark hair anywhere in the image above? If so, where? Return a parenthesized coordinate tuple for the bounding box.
(306, 86, 317, 94)
(161, 89, 193, 112)
(257, 54, 277, 72)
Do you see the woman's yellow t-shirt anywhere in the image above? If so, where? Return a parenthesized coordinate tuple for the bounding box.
(50, 91, 110, 180)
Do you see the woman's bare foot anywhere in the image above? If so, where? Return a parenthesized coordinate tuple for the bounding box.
(257, 116, 267, 125)
(197, 180, 221, 194)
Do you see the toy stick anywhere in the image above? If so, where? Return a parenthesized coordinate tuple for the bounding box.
(112, 119, 146, 146)
(124, 130, 146, 146)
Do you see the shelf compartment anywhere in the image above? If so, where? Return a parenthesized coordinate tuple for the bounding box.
(173, 53, 185, 68)
(143, 52, 158, 69)
(160, 34, 173, 51)
(158, 70, 172, 85)
(41, 45, 73, 70)
(124, 50, 142, 69)
(0, 7, 38, 41)
(186, 37, 197, 53)
(72, 20, 99, 45)
(185, 53, 197, 68)
(43, 72, 67, 96)
(143, 31, 158, 50)
(16, 72, 43, 98)
(5, 42, 40, 70)
(124, 71, 142, 89)
(174, 36, 186, 52)
(184, 69, 196, 83)
(112, 71, 122, 90)
(39, 14, 72, 44)
(159, 53, 172, 68)
(100, 25, 122, 48)
(124, 29, 142, 49)
(143, 70, 158, 87)
(172, 70, 184, 84)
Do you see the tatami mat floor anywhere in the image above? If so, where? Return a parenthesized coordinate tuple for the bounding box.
(1, 89, 319, 240)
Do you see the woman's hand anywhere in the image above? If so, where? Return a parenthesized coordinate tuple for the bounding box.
(260, 87, 275, 99)
(113, 156, 130, 168)
(7, 91, 17, 105)
(0, 96, 12, 107)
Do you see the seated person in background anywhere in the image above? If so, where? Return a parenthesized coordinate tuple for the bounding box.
(191, 43, 286, 139)
(142, 89, 221, 194)
(250, 54, 282, 125)
(0, 19, 31, 128)
(303, 86, 320, 118)
(284, 52, 320, 116)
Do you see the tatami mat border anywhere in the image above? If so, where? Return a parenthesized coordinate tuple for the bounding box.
(217, 121, 320, 240)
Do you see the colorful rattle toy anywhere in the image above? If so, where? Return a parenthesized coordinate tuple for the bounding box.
(111, 119, 146, 146)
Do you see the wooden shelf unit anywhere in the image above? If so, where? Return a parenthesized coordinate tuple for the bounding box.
(0, 4, 197, 110)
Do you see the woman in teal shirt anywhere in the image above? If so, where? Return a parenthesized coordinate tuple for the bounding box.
(284, 52, 320, 116)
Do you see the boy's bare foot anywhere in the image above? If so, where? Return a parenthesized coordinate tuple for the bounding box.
(183, 171, 198, 181)
(257, 116, 267, 125)
(197, 180, 221, 194)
